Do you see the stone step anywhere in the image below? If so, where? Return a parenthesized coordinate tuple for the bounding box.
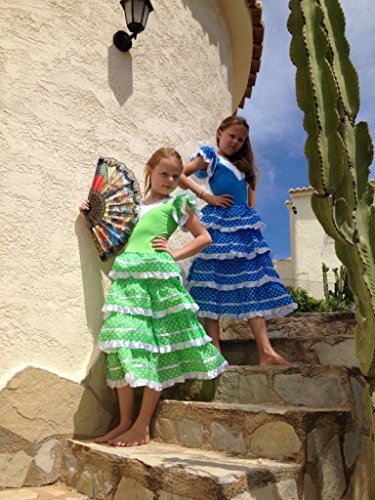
(152, 400, 351, 463)
(164, 364, 358, 408)
(64, 439, 302, 500)
(0, 484, 88, 499)
(222, 312, 356, 340)
(220, 312, 358, 368)
(221, 331, 358, 370)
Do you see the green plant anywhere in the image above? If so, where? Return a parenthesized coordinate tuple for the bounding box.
(288, 0, 375, 493)
(322, 263, 354, 311)
(286, 286, 327, 313)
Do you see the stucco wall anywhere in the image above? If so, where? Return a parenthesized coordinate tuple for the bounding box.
(0, 0, 235, 388)
(273, 259, 293, 283)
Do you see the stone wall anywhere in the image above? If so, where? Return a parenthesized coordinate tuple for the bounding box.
(1, 312, 368, 496)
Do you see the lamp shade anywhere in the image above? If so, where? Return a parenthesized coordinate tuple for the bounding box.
(120, 0, 154, 34)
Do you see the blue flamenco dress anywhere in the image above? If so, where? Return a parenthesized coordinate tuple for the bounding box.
(186, 145, 298, 320)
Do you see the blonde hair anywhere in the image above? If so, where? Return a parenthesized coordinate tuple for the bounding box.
(217, 115, 258, 190)
(144, 147, 183, 196)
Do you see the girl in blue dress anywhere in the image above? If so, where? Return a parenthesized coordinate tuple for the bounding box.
(180, 116, 297, 364)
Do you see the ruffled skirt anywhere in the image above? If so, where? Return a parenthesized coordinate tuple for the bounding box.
(186, 204, 298, 319)
(99, 252, 228, 390)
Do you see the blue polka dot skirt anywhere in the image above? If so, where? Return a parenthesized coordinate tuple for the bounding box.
(186, 204, 298, 320)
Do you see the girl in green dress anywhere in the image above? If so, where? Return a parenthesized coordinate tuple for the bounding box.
(80, 147, 227, 447)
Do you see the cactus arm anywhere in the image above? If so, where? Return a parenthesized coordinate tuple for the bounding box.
(288, 1, 323, 193)
(288, 0, 345, 194)
(311, 194, 353, 243)
(344, 120, 375, 315)
(288, 0, 375, 491)
(317, 0, 360, 119)
(333, 242, 375, 375)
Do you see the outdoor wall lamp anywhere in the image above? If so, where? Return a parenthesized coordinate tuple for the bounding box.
(113, 0, 154, 52)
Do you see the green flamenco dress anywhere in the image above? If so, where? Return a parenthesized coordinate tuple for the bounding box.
(99, 192, 228, 391)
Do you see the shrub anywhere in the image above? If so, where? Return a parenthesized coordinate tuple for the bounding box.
(286, 286, 328, 313)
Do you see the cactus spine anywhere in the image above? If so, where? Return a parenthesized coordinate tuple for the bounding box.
(288, 0, 375, 493)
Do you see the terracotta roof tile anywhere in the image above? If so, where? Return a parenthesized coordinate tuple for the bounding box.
(239, 1, 264, 107)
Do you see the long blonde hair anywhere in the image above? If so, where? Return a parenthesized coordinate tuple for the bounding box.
(143, 147, 183, 196)
(216, 116, 258, 190)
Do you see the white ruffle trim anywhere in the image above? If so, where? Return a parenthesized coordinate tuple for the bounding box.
(102, 302, 199, 319)
(99, 335, 213, 354)
(187, 275, 282, 291)
(197, 302, 298, 320)
(109, 270, 182, 282)
(106, 361, 229, 391)
(204, 221, 265, 232)
(198, 247, 270, 260)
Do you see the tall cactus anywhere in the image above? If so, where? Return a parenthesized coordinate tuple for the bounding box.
(288, 0, 375, 493)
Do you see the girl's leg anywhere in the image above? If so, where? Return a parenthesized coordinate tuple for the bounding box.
(110, 387, 161, 447)
(95, 385, 135, 443)
(204, 318, 222, 351)
(249, 316, 292, 365)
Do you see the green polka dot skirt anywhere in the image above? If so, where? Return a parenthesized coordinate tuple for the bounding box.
(100, 252, 228, 391)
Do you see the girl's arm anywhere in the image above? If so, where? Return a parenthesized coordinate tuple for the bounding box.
(178, 156, 206, 197)
(152, 209, 211, 261)
(178, 156, 233, 208)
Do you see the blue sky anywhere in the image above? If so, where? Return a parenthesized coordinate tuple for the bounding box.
(240, 0, 375, 259)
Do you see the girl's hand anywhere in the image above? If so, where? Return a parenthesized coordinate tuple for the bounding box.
(79, 199, 89, 213)
(204, 193, 233, 207)
(152, 236, 176, 258)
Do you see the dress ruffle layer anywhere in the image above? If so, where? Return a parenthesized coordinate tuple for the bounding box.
(187, 204, 298, 320)
(100, 252, 228, 390)
(201, 205, 266, 233)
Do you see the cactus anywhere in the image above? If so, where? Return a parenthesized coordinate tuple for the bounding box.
(288, 0, 375, 493)
(322, 263, 330, 302)
(322, 263, 354, 311)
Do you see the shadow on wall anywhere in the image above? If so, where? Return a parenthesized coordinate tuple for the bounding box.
(107, 43, 134, 106)
(180, 0, 231, 74)
(75, 216, 113, 377)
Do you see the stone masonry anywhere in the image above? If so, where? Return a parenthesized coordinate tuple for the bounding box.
(0, 313, 369, 499)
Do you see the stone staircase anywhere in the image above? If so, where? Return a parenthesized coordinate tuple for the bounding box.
(62, 313, 369, 499)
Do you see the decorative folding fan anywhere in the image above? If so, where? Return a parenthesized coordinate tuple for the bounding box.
(83, 157, 141, 261)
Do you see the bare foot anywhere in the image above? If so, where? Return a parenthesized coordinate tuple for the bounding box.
(259, 352, 293, 366)
(94, 421, 132, 444)
(109, 424, 150, 447)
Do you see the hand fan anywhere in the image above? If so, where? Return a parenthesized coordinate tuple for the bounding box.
(83, 157, 141, 261)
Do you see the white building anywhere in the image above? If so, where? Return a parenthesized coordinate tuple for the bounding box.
(274, 181, 375, 298)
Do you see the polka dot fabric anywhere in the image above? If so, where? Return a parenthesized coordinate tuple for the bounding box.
(186, 149, 298, 320)
(99, 193, 228, 391)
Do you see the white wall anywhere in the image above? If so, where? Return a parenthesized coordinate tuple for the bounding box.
(275, 190, 341, 298)
(0, 0, 240, 387)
